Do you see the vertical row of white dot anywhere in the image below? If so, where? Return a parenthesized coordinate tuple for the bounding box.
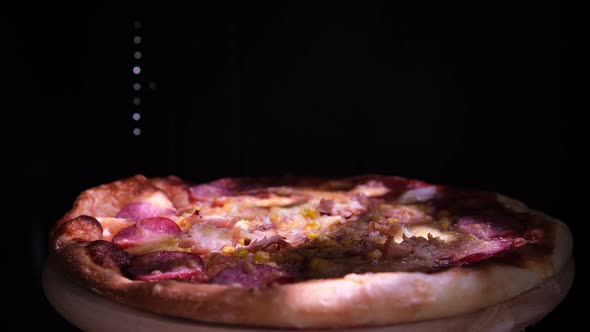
(132, 20, 142, 136)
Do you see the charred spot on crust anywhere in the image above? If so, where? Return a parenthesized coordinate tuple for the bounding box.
(52, 215, 103, 249)
(87, 240, 132, 271)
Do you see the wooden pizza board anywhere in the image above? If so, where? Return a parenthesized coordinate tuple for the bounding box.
(43, 259, 574, 332)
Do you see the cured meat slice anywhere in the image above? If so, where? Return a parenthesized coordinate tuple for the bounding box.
(113, 217, 182, 248)
(439, 238, 522, 264)
(125, 251, 204, 281)
(383, 233, 529, 267)
(86, 240, 132, 270)
(455, 215, 522, 239)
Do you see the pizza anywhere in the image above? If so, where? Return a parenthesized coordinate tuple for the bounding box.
(48, 174, 573, 329)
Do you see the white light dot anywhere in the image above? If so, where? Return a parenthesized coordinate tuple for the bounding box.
(133, 128, 141, 136)
(132, 113, 141, 121)
(133, 83, 141, 91)
(133, 36, 142, 44)
(132, 66, 141, 74)
(134, 51, 142, 59)
(132, 97, 141, 105)
(133, 20, 142, 29)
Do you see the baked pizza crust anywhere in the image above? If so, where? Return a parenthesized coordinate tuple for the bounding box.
(48, 175, 574, 329)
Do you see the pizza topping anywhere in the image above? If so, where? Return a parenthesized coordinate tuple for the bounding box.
(86, 240, 132, 271)
(115, 202, 176, 222)
(180, 222, 235, 254)
(437, 237, 522, 265)
(317, 193, 369, 218)
(60, 176, 555, 287)
(398, 186, 440, 204)
(247, 234, 290, 253)
(112, 217, 182, 249)
(189, 184, 229, 201)
(350, 181, 390, 197)
(191, 214, 238, 228)
(237, 192, 309, 208)
(210, 262, 292, 287)
(382, 228, 531, 268)
(96, 218, 135, 241)
(378, 205, 434, 224)
(382, 234, 443, 261)
(454, 215, 522, 239)
(125, 251, 204, 281)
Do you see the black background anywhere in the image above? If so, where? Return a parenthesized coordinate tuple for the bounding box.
(13, 2, 581, 330)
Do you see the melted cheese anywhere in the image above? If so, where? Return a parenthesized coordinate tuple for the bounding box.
(112, 179, 477, 270)
(143, 191, 175, 209)
(410, 226, 457, 242)
(96, 217, 134, 241)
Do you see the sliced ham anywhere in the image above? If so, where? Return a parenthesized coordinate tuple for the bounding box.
(125, 251, 204, 281)
(112, 217, 182, 248)
(115, 202, 176, 222)
(318, 199, 336, 214)
(210, 263, 291, 287)
(317, 193, 368, 218)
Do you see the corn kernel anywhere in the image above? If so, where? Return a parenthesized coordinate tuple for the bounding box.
(221, 246, 235, 255)
(306, 221, 320, 230)
(237, 238, 245, 246)
(307, 233, 319, 239)
(235, 247, 249, 258)
(270, 212, 280, 222)
(234, 219, 250, 229)
(300, 208, 319, 219)
(388, 218, 400, 223)
(254, 251, 270, 263)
